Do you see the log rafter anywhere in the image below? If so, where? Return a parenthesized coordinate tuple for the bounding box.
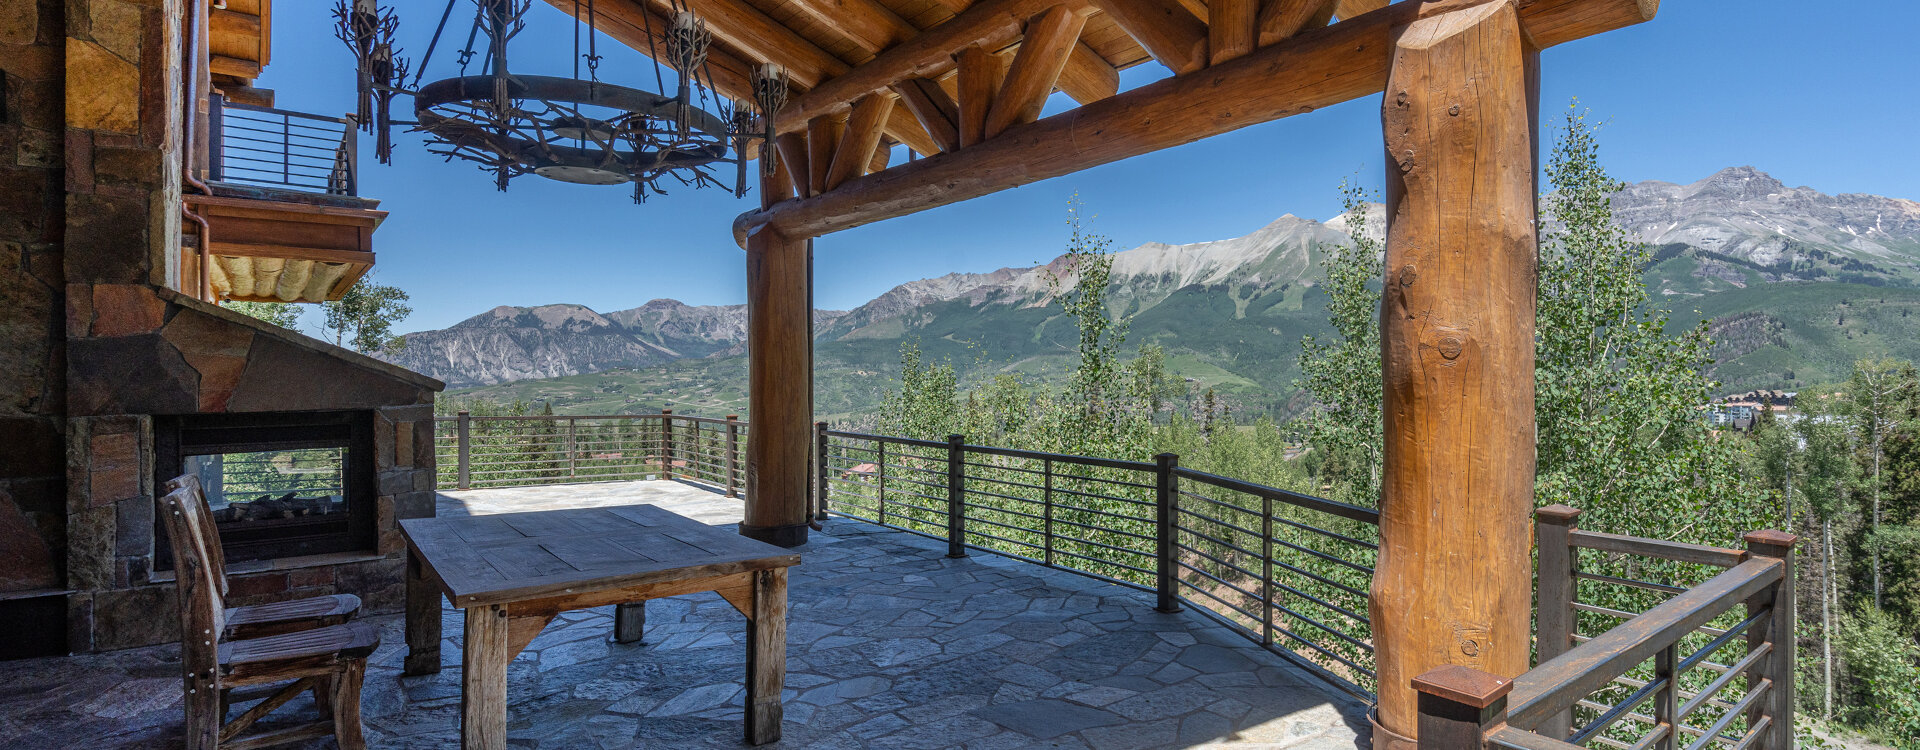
(891, 77, 962, 152)
(785, 0, 921, 54)
(1088, 0, 1207, 74)
(905, 0, 1118, 105)
(955, 44, 1006, 148)
(774, 0, 1095, 134)
(735, 0, 1661, 243)
(1208, 0, 1259, 65)
(826, 93, 897, 190)
(984, 6, 1087, 138)
(1256, 0, 1340, 47)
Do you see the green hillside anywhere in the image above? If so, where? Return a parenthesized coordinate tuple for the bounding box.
(1669, 282, 1920, 388)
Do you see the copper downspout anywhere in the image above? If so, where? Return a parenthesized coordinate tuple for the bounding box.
(181, 0, 215, 302)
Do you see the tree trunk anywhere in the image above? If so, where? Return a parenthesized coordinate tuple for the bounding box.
(1371, 1, 1539, 742)
(1822, 517, 1833, 720)
(1872, 423, 1882, 608)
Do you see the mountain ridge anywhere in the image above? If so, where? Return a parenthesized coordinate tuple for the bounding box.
(387, 167, 1920, 398)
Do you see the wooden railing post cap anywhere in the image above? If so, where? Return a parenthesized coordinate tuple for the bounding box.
(1743, 529, 1798, 554)
(1535, 504, 1581, 525)
(727, 414, 739, 421)
(661, 408, 673, 415)
(1155, 453, 1177, 465)
(1411, 664, 1513, 709)
(816, 421, 829, 427)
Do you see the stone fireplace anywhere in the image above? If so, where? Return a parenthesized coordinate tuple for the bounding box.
(57, 299, 444, 652)
(0, 0, 446, 657)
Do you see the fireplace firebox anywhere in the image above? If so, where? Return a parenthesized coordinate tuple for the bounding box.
(154, 411, 378, 566)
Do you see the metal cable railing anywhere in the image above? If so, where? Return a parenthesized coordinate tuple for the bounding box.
(210, 95, 358, 196)
(433, 411, 743, 494)
(819, 428, 1382, 699)
(429, 412, 1797, 718)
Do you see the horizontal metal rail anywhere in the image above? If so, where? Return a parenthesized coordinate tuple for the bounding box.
(1507, 558, 1783, 730)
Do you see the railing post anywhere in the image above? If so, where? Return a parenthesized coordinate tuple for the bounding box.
(566, 417, 577, 478)
(1154, 453, 1181, 614)
(877, 442, 887, 527)
(345, 118, 359, 196)
(281, 113, 291, 185)
(659, 409, 674, 479)
(815, 421, 830, 520)
(1412, 665, 1512, 750)
(208, 93, 225, 180)
(946, 434, 967, 558)
(1534, 504, 1581, 740)
(725, 415, 741, 498)
(1744, 530, 1798, 750)
(456, 410, 471, 490)
(1042, 458, 1054, 567)
(1261, 491, 1274, 646)
(1654, 643, 1678, 750)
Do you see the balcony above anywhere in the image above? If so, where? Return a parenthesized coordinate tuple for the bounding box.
(183, 96, 383, 304)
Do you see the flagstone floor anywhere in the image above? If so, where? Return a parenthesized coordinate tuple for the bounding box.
(0, 480, 1370, 749)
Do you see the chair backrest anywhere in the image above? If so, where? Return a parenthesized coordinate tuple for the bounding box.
(156, 486, 226, 677)
(165, 473, 229, 598)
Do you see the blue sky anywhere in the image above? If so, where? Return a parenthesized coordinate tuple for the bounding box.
(258, 0, 1920, 332)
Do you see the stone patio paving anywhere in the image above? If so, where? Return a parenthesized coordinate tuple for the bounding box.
(0, 480, 1371, 749)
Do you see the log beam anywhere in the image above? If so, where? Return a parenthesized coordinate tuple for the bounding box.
(1088, 0, 1207, 74)
(1256, 0, 1338, 47)
(826, 94, 895, 190)
(1209, 0, 1259, 65)
(984, 6, 1087, 138)
(774, 0, 1094, 133)
(734, 0, 1654, 243)
(891, 78, 961, 152)
(742, 224, 813, 548)
(1370, 0, 1538, 741)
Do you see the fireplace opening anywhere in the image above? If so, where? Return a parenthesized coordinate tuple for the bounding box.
(155, 411, 377, 568)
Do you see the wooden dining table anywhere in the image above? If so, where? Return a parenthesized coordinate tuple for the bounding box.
(399, 504, 801, 749)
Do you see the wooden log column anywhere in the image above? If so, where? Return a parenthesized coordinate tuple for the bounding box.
(1371, 0, 1539, 744)
(743, 223, 815, 547)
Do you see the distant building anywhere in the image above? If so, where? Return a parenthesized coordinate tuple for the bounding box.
(1727, 389, 1797, 408)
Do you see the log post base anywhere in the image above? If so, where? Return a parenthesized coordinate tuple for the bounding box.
(739, 522, 811, 548)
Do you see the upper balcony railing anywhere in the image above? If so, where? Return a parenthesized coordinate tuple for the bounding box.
(209, 94, 358, 197)
(432, 410, 1798, 747)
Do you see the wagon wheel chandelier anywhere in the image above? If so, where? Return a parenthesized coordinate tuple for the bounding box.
(336, 0, 788, 203)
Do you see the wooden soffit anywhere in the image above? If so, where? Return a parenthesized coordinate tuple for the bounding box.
(185, 193, 382, 303)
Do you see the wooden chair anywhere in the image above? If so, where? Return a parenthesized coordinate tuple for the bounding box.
(165, 473, 361, 639)
(158, 486, 380, 750)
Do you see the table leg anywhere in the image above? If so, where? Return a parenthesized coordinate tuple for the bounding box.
(613, 601, 646, 644)
(462, 604, 509, 750)
(404, 549, 442, 676)
(745, 568, 787, 745)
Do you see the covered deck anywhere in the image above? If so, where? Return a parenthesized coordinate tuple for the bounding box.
(0, 481, 1367, 749)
